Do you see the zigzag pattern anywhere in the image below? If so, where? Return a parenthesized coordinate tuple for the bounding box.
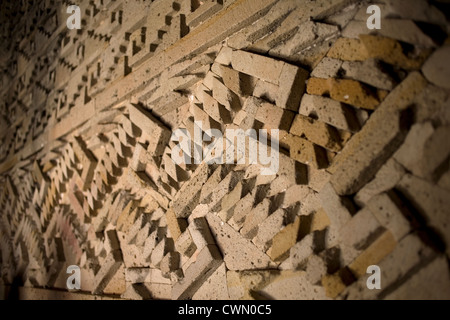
(1, 0, 450, 300)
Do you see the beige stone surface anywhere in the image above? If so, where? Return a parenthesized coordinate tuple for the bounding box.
(2, 0, 449, 301)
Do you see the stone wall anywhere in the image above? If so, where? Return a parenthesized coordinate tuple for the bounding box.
(0, 0, 449, 300)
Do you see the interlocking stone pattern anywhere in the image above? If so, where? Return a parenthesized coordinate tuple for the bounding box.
(1, 0, 450, 300)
